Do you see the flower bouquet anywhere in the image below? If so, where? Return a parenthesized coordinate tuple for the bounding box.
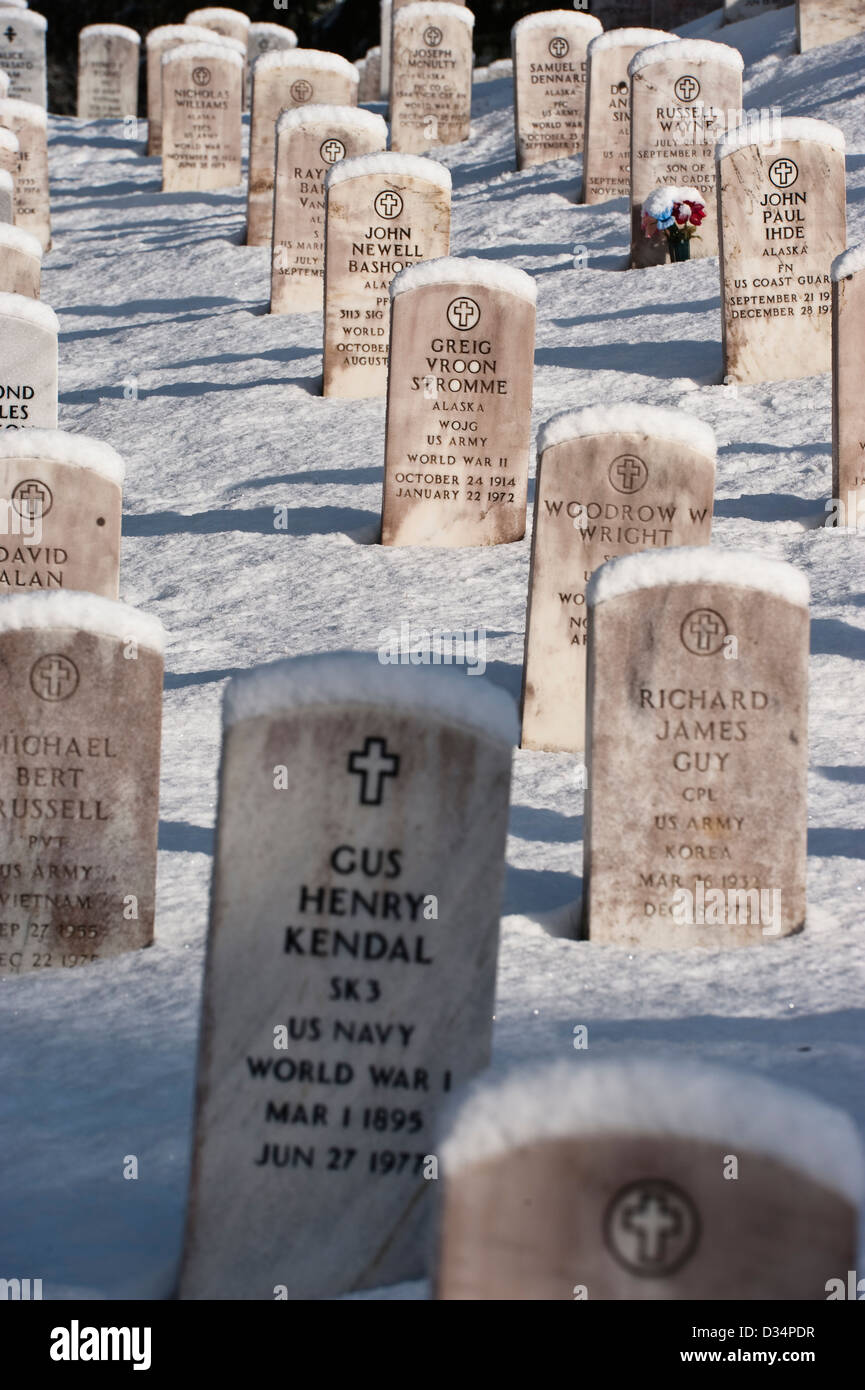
(641, 185, 707, 263)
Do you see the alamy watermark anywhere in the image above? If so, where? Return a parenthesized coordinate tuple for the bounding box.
(378, 619, 486, 675)
(667, 878, 782, 935)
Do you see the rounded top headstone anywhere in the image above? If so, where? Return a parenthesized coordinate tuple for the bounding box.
(325, 150, 452, 193)
(390, 254, 536, 305)
(586, 546, 810, 609)
(439, 1059, 865, 1207)
(185, 7, 250, 29)
(79, 24, 141, 43)
(0, 591, 165, 654)
(0, 427, 124, 484)
(401, 2, 475, 27)
(536, 403, 716, 462)
(146, 24, 228, 47)
(629, 37, 744, 78)
(0, 96, 47, 126)
(715, 114, 846, 162)
(161, 41, 244, 70)
(254, 48, 358, 81)
(0, 8, 45, 30)
(0, 127, 17, 153)
(512, 10, 602, 38)
(275, 104, 386, 140)
(0, 222, 40, 260)
(0, 287, 57, 331)
(222, 652, 519, 747)
(588, 29, 675, 56)
(831, 243, 865, 282)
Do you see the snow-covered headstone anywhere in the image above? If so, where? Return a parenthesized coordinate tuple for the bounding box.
(583, 548, 809, 947)
(0, 591, 164, 979)
(796, 0, 865, 52)
(270, 106, 387, 316)
(583, 29, 674, 205)
(322, 153, 451, 399)
(521, 406, 715, 754)
(511, 11, 602, 173)
(436, 1061, 863, 1298)
(381, 258, 535, 546)
(358, 46, 382, 104)
(0, 98, 49, 248)
(161, 42, 243, 194)
(0, 429, 123, 596)
(77, 24, 140, 121)
(718, 118, 846, 385)
(0, 222, 40, 296)
(0, 124, 17, 185)
(0, 9, 46, 108)
(247, 21, 297, 107)
(390, 3, 473, 155)
(247, 50, 358, 248)
(629, 38, 743, 268)
(0, 163, 10, 221)
(831, 245, 865, 522)
(145, 25, 239, 158)
(178, 654, 515, 1300)
(724, 0, 786, 22)
(184, 7, 250, 48)
(0, 292, 56, 428)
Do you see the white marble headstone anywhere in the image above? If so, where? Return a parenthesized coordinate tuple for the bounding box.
(145, 24, 240, 158)
(511, 10, 602, 172)
(0, 291, 56, 427)
(797, 0, 865, 52)
(161, 42, 244, 193)
(0, 97, 49, 249)
(390, 3, 474, 155)
(0, 9, 47, 107)
(583, 29, 674, 205)
(77, 23, 140, 121)
(0, 222, 39, 295)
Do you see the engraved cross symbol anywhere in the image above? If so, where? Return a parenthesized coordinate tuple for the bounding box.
(348, 737, 400, 806)
(622, 1191, 683, 1265)
(377, 191, 401, 218)
(549, 37, 569, 57)
(615, 457, 643, 491)
(4, 26, 15, 43)
(16, 481, 48, 518)
(675, 75, 699, 101)
(771, 158, 796, 187)
(450, 298, 477, 329)
(36, 657, 75, 699)
(689, 611, 722, 652)
(321, 139, 345, 163)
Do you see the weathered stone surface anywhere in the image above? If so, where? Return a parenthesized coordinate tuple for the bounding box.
(390, 3, 473, 155)
(0, 98, 50, 249)
(270, 106, 387, 316)
(797, 0, 865, 52)
(831, 247, 865, 520)
(185, 7, 250, 48)
(436, 1061, 863, 1299)
(0, 591, 164, 978)
(179, 654, 515, 1300)
(380, 0, 392, 100)
(512, 11, 602, 172)
(323, 153, 451, 399)
(382, 258, 535, 546)
(0, 124, 18, 182)
(583, 548, 809, 948)
(358, 46, 382, 103)
(521, 406, 715, 753)
(145, 24, 239, 158)
(0, 10, 47, 108)
(629, 38, 743, 267)
(0, 429, 123, 596)
(0, 164, 10, 222)
(0, 292, 57, 428)
(583, 29, 673, 205)
(718, 118, 846, 384)
(161, 43, 243, 194)
(77, 24, 140, 121)
(247, 49, 358, 247)
(0, 223, 40, 296)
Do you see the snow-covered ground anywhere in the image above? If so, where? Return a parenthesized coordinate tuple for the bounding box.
(2, 2, 864, 1299)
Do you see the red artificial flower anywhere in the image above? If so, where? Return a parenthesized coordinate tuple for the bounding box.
(689, 204, 707, 226)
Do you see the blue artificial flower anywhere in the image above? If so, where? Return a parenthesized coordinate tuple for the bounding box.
(656, 214, 676, 230)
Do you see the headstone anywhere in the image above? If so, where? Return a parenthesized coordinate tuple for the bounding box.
(831, 245, 865, 522)
(0, 98, 48, 248)
(583, 29, 674, 206)
(725, 0, 786, 21)
(270, 106, 388, 316)
(382, 257, 536, 546)
(390, 3, 474, 156)
(322, 153, 451, 400)
(0, 292, 56, 428)
(629, 38, 743, 268)
(0, 9, 47, 107)
(521, 406, 715, 754)
(718, 118, 846, 385)
(0, 163, 10, 221)
(380, 0, 391, 100)
(0, 222, 40, 296)
(247, 50, 358, 248)
(511, 11, 602, 173)
(797, 0, 865, 52)
(0, 591, 164, 979)
(77, 24, 140, 122)
(359, 46, 382, 104)
(436, 1060, 863, 1298)
(0, 124, 17, 186)
(184, 7, 250, 48)
(145, 24, 239, 159)
(0, 428, 123, 595)
(246, 22, 297, 107)
(178, 654, 515, 1300)
(583, 548, 809, 947)
(161, 42, 243, 194)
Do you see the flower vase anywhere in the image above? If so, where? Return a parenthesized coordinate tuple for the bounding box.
(669, 236, 691, 263)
